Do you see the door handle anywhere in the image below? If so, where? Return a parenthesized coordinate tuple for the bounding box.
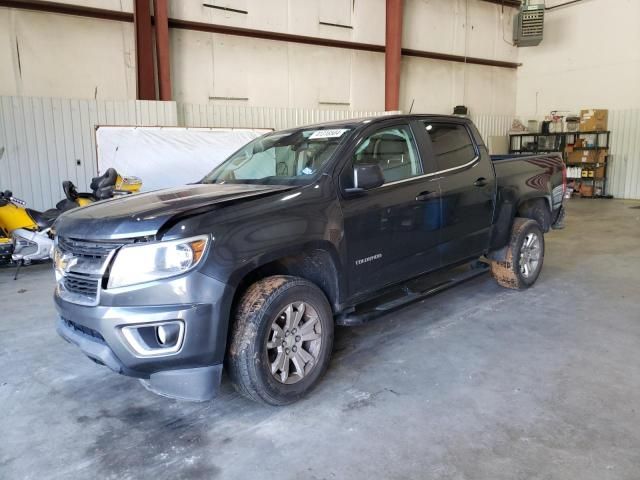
(474, 177, 488, 187)
(416, 191, 438, 202)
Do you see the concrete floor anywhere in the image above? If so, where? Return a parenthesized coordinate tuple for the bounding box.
(1, 199, 640, 480)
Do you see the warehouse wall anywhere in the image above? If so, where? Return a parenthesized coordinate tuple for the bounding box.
(515, 0, 640, 116)
(515, 0, 640, 200)
(0, 4, 136, 100)
(401, 0, 517, 115)
(171, 0, 518, 114)
(607, 109, 640, 200)
(0, 0, 518, 115)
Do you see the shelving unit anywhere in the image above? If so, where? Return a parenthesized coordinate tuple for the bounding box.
(508, 131, 611, 198)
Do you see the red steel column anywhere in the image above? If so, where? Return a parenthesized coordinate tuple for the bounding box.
(153, 0, 172, 100)
(385, 0, 403, 111)
(134, 0, 156, 100)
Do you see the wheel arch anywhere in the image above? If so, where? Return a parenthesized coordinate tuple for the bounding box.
(516, 195, 552, 232)
(227, 241, 343, 319)
(490, 192, 551, 252)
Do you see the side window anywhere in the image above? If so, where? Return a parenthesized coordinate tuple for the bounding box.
(423, 122, 477, 171)
(353, 125, 422, 184)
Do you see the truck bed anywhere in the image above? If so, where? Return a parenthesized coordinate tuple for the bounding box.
(488, 152, 565, 250)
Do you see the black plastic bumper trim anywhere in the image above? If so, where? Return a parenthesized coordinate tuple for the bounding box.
(56, 316, 128, 375)
(140, 364, 223, 402)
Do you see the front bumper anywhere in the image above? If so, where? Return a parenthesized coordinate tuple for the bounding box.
(55, 271, 233, 401)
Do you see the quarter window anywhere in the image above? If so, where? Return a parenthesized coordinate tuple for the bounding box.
(423, 123, 476, 171)
(353, 125, 422, 184)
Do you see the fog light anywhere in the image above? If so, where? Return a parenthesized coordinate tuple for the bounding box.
(121, 321, 184, 356)
(157, 323, 181, 346)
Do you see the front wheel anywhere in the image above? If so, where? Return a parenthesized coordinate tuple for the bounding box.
(226, 275, 334, 405)
(490, 217, 545, 290)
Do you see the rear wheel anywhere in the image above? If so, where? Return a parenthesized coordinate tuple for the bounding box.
(226, 275, 334, 405)
(490, 217, 544, 290)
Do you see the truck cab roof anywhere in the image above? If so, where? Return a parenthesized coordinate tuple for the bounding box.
(281, 114, 473, 133)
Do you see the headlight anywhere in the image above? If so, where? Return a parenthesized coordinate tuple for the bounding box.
(53, 246, 65, 282)
(107, 235, 209, 289)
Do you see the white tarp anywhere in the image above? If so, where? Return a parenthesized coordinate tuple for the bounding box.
(96, 126, 272, 192)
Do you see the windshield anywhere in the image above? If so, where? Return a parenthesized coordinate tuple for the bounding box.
(201, 127, 354, 186)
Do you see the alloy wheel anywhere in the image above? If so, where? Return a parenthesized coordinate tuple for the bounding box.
(519, 232, 541, 278)
(266, 301, 323, 384)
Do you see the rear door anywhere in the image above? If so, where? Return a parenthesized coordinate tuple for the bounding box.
(338, 120, 441, 298)
(419, 120, 496, 266)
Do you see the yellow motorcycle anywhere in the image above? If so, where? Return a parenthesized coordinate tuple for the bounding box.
(0, 190, 61, 268)
(0, 228, 13, 266)
(0, 169, 142, 269)
(58, 168, 142, 211)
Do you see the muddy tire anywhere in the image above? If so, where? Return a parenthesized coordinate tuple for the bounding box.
(489, 217, 545, 290)
(226, 275, 334, 405)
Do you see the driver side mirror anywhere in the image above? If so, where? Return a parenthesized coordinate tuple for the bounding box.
(345, 163, 385, 195)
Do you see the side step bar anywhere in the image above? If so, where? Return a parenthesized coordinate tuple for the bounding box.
(336, 262, 490, 326)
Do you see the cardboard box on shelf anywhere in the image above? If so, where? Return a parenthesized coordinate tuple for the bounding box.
(566, 151, 581, 164)
(580, 165, 606, 179)
(580, 184, 595, 197)
(566, 149, 607, 164)
(573, 181, 581, 196)
(579, 109, 608, 132)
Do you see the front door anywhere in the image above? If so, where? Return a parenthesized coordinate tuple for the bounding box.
(419, 120, 496, 266)
(339, 122, 442, 299)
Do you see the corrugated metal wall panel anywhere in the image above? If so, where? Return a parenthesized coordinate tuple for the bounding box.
(608, 109, 640, 200)
(0, 97, 178, 210)
(471, 114, 515, 142)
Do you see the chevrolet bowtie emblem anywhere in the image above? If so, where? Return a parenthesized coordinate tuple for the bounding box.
(57, 252, 78, 273)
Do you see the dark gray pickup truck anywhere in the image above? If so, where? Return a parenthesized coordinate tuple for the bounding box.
(54, 115, 566, 405)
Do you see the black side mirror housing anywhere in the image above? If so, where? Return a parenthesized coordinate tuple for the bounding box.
(344, 163, 385, 195)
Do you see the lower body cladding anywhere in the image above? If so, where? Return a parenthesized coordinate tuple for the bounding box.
(54, 271, 232, 402)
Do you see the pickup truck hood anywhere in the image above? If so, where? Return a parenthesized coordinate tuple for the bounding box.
(54, 183, 293, 240)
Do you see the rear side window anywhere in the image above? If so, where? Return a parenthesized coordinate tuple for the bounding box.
(423, 122, 477, 171)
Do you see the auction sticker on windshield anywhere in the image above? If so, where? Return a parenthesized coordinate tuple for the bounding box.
(309, 129, 349, 139)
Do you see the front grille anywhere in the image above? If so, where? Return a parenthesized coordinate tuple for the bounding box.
(56, 237, 130, 306)
(64, 273, 99, 297)
(58, 237, 128, 259)
(62, 318, 105, 343)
